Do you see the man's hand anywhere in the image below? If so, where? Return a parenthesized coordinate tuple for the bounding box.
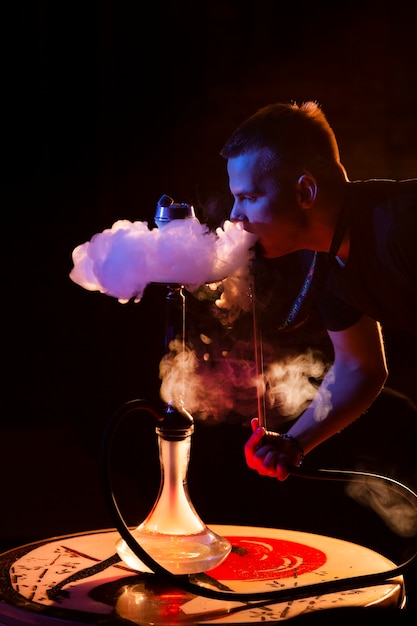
(244, 418, 303, 481)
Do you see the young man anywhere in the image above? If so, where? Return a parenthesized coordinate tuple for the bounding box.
(220, 101, 417, 480)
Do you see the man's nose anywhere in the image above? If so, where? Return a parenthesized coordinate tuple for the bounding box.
(229, 203, 245, 222)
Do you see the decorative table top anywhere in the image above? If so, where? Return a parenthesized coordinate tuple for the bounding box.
(0, 525, 404, 624)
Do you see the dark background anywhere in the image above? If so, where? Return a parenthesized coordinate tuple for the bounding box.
(2, 0, 417, 618)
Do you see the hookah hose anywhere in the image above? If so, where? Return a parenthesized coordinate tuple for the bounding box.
(100, 398, 417, 604)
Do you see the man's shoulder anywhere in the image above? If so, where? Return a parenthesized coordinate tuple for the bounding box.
(346, 179, 417, 219)
(348, 178, 417, 198)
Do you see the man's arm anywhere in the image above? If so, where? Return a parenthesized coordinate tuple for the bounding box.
(244, 315, 388, 480)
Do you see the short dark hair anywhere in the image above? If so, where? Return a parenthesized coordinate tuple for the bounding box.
(220, 101, 343, 181)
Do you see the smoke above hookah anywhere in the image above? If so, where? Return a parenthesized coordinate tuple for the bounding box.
(70, 216, 330, 425)
(70, 218, 258, 302)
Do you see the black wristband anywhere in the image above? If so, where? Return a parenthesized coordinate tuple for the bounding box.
(281, 433, 305, 467)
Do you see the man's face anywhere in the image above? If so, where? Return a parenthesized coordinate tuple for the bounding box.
(227, 149, 304, 258)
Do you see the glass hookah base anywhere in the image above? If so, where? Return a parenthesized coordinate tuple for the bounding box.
(116, 528, 232, 575)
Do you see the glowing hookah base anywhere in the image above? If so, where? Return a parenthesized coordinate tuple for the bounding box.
(116, 429, 232, 575)
(116, 526, 232, 575)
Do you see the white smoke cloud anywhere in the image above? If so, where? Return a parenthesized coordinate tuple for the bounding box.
(69, 217, 258, 302)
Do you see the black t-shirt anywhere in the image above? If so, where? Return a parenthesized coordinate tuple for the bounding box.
(303, 179, 417, 336)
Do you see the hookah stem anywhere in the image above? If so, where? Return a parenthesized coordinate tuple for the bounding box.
(180, 284, 186, 402)
(252, 278, 267, 428)
(165, 284, 187, 407)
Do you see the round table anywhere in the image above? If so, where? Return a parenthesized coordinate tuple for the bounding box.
(0, 525, 405, 624)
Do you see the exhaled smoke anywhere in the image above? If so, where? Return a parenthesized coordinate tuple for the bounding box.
(159, 338, 259, 423)
(160, 336, 329, 426)
(70, 217, 258, 302)
(346, 470, 417, 537)
(194, 268, 254, 328)
(265, 350, 329, 421)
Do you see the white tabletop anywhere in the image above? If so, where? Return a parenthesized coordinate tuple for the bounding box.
(0, 525, 405, 624)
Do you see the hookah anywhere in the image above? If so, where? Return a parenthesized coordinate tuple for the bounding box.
(94, 196, 417, 604)
(106, 195, 232, 575)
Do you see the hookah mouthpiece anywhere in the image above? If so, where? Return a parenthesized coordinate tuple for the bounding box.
(154, 194, 196, 227)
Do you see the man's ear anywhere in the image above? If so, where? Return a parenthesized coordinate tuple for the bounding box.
(296, 174, 317, 208)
